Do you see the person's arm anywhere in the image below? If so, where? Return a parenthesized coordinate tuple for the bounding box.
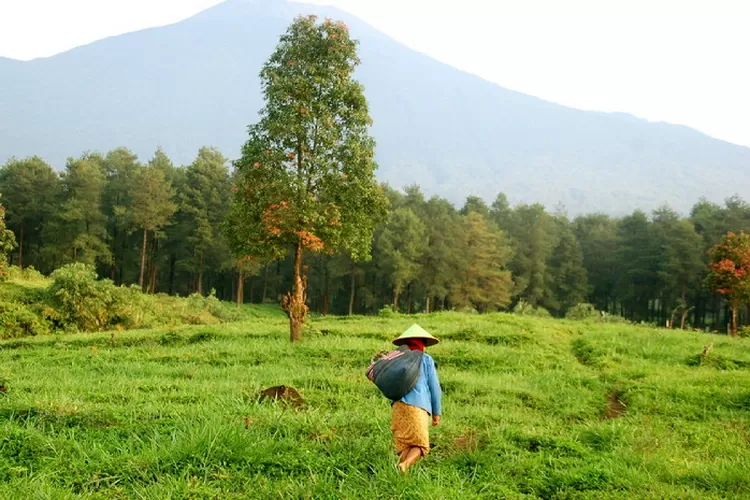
(426, 356, 442, 423)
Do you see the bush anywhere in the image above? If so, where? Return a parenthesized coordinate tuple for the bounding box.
(0, 300, 51, 338)
(110, 284, 154, 329)
(188, 290, 244, 323)
(514, 300, 551, 317)
(378, 305, 400, 318)
(0, 263, 280, 338)
(5, 266, 46, 284)
(48, 263, 119, 332)
(566, 303, 600, 321)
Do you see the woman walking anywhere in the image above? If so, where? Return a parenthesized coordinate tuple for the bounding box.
(390, 324, 442, 474)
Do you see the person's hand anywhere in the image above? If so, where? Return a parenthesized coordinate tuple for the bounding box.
(432, 415, 440, 427)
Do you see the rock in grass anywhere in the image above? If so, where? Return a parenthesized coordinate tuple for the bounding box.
(258, 385, 304, 408)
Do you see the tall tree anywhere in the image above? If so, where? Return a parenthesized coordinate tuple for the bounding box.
(131, 164, 176, 289)
(546, 219, 589, 315)
(490, 192, 513, 230)
(505, 203, 557, 307)
(0, 156, 60, 270)
(652, 206, 704, 327)
(615, 210, 659, 321)
(59, 155, 110, 265)
(182, 147, 232, 294)
(573, 214, 618, 312)
(460, 195, 490, 218)
(227, 16, 387, 342)
(419, 196, 462, 313)
(450, 212, 514, 312)
(375, 208, 427, 310)
(102, 148, 140, 283)
(0, 194, 17, 280)
(706, 231, 750, 336)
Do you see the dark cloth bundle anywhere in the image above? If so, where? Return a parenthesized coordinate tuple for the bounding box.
(366, 345, 423, 401)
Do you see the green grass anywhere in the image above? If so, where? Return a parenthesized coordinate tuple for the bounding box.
(1, 312, 749, 499)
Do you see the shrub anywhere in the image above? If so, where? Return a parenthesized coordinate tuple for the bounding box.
(0, 300, 51, 338)
(566, 303, 600, 321)
(111, 284, 154, 329)
(378, 305, 399, 318)
(5, 266, 46, 284)
(48, 263, 118, 332)
(514, 300, 551, 317)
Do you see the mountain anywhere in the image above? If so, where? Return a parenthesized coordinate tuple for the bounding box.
(1, 0, 749, 215)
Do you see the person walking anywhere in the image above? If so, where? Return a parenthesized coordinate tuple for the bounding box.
(390, 324, 442, 474)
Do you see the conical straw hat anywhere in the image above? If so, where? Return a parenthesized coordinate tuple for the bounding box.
(392, 324, 440, 347)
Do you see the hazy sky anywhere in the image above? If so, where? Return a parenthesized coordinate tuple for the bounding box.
(1, 0, 748, 147)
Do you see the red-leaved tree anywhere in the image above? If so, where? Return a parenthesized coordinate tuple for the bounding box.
(706, 231, 750, 336)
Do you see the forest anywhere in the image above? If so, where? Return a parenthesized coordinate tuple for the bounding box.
(1, 148, 747, 331)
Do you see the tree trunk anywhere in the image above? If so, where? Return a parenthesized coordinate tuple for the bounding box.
(669, 306, 680, 329)
(731, 303, 738, 336)
(407, 283, 413, 315)
(283, 239, 307, 342)
(425, 296, 431, 314)
(138, 228, 148, 289)
(262, 263, 269, 303)
(392, 287, 400, 311)
(237, 270, 244, 307)
(680, 307, 694, 330)
(168, 253, 176, 295)
(348, 272, 356, 316)
(322, 263, 330, 316)
(196, 252, 204, 295)
(17, 224, 24, 269)
(149, 264, 157, 294)
(148, 237, 158, 293)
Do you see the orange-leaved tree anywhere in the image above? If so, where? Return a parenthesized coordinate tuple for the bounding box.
(225, 16, 387, 342)
(706, 231, 750, 336)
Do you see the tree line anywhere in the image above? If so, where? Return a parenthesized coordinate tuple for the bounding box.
(1, 148, 748, 330)
(2, 14, 747, 336)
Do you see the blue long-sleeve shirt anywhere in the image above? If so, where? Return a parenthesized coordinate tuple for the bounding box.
(399, 353, 442, 416)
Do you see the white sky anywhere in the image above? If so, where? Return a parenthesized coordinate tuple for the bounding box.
(1, 0, 749, 147)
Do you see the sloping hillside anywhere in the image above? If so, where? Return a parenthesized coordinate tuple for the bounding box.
(1, 0, 749, 214)
(1, 313, 748, 497)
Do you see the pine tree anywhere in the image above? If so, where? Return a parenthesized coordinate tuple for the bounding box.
(0, 156, 60, 270)
(375, 208, 427, 310)
(573, 214, 618, 312)
(181, 147, 232, 295)
(546, 220, 589, 315)
(59, 154, 110, 265)
(102, 148, 140, 283)
(450, 212, 513, 312)
(615, 210, 659, 321)
(131, 164, 177, 289)
(505, 203, 557, 306)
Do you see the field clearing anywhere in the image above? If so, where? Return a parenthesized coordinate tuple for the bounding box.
(1, 312, 749, 499)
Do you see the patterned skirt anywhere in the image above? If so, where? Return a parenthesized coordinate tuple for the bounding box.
(390, 401, 430, 456)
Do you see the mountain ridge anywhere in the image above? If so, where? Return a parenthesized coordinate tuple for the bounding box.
(1, 0, 748, 215)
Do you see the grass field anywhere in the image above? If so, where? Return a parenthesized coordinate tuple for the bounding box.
(1, 312, 749, 499)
